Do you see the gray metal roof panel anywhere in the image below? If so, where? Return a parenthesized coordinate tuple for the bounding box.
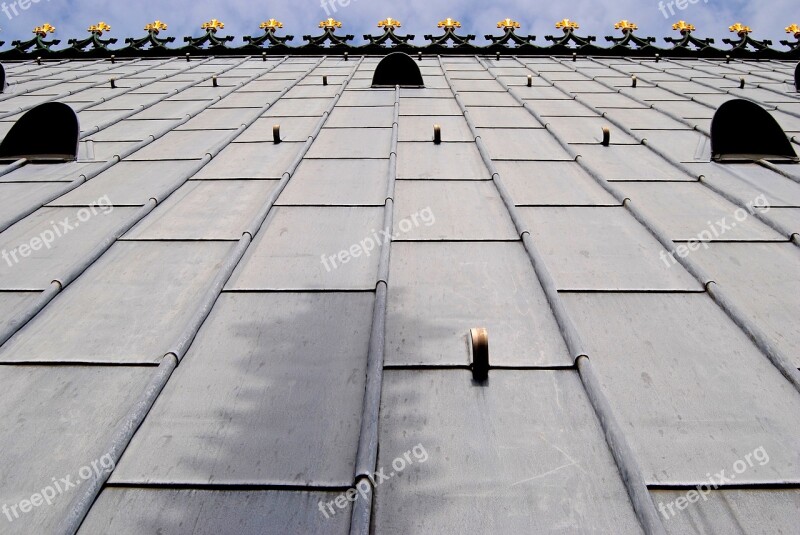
(0, 366, 153, 534)
(193, 141, 304, 179)
(54, 160, 200, 206)
(652, 489, 800, 534)
(562, 291, 800, 484)
(375, 370, 643, 533)
(89, 119, 178, 142)
(393, 180, 517, 241)
(255, 97, 330, 117)
(764, 207, 800, 234)
(514, 100, 597, 117)
(514, 85, 573, 99)
(306, 128, 392, 159)
(398, 115, 474, 141)
(458, 91, 520, 107)
(520, 206, 703, 291)
(0, 182, 71, 223)
(617, 182, 786, 241)
(494, 161, 618, 206)
(276, 159, 388, 206)
(0, 206, 138, 290)
(126, 130, 233, 161)
(129, 99, 210, 120)
(385, 242, 570, 367)
(576, 143, 693, 181)
(397, 142, 489, 180)
(79, 489, 351, 535)
(477, 128, 573, 161)
(176, 108, 257, 131)
(0, 241, 231, 363)
(549, 116, 640, 144)
(225, 206, 383, 291)
(0, 291, 40, 335)
(465, 106, 543, 128)
(634, 130, 710, 163)
(237, 116, 322, 142)
(0, 161, 98, 183)
(642, 99, 716, 119)
(211, 91, 281, 109)
(110, 292, 372, 486)
(337, 90, 395, 107)
(598, 108, 688, 130)
(123, 180, 279, 240)
(399, 97, 463, 116)
(566, 92, 649, 110)
(692, 242, 800, 366)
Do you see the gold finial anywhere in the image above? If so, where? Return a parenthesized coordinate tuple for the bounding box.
(145, 21, 168, 33)
(33, 23, 56, 37)
(786, 23, 800, 37)
(88, 22, 111, 35)
(555, 19, 579, 30)
(438, 18, 461, 30)
(614, 20, 638, 31)
(497, 18, 521, 29)
(319, 18, 342, 29)
(672, 21, 696, 33)
(729, 23, 751, 36)
(260, 19, 283, 31)
(378, 18, 401, 29)
(201, 19, 225, 32)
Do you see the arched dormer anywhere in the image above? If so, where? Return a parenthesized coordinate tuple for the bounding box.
(372, 52, 424, 88)
(0, 102, 80, 162)
(710, 99, 798, 162)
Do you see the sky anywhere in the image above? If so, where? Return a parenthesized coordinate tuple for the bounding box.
(0, 0, 796, 47)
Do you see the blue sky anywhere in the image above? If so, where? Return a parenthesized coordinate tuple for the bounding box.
(0, 0, 796, 46)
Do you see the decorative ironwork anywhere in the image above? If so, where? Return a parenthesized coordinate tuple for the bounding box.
(303, 19, 353, 47)
(486, 19, 536, 46)
(320, 18, 342, 29)
(202, 19, 226, 32)
(145, 21, 168, 34)
(545, 19, 596, 48)
(781, 24, 800, 52)
(0, 20, 798, 60)
(11, 24, 60, 53)
(615, 20, 638, 32)
(68, 22, 117, 52)
(425, 18, 475, 47)
(365, 18, 414, 47)
(184, 19, 235, 49)
(244, 19, 294, 47)
(555, 19, 579, 31)
(729, 23, 751, 36)
(723, 23, 772, 52)
(125, 21, 175, 51)
(33, 24, 56, 37)
(438, 18, 461, 30)
(665, 21, 715, 51)
(606, 20, 656, 49)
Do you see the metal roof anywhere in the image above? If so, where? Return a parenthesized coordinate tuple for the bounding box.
(0, 52, 798, 534)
